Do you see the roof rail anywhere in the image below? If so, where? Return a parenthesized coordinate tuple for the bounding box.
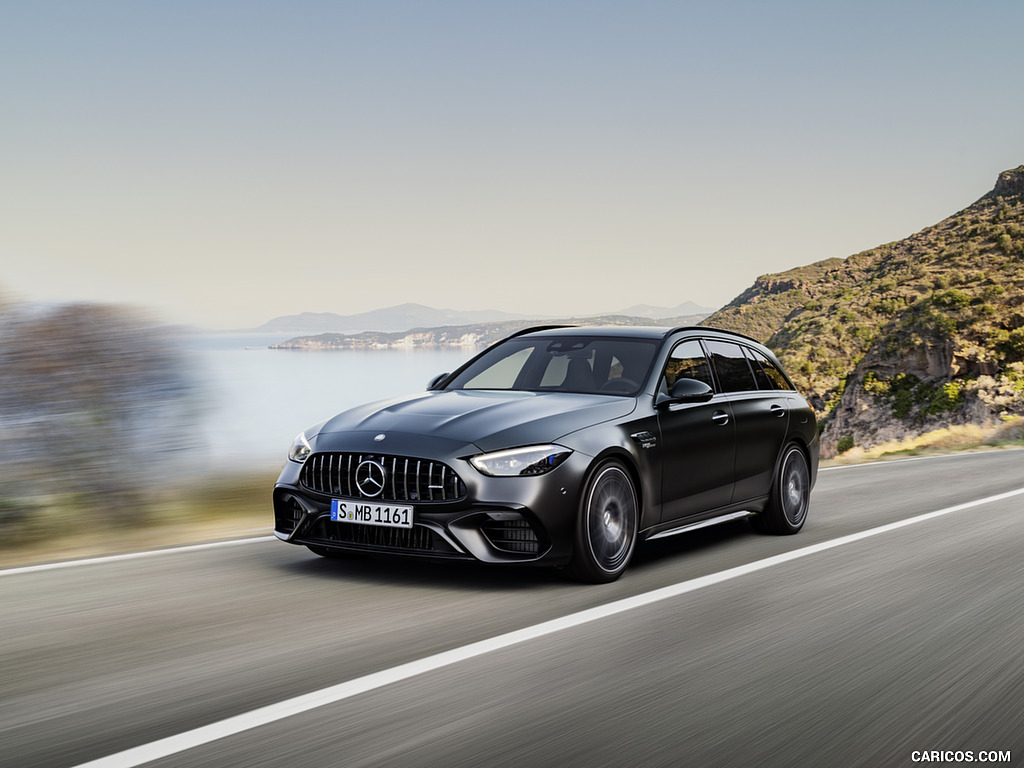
(506, 324, 576, 338)
(664, 324, 761, 344)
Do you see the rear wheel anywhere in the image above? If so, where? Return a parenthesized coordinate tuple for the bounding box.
(751, 443, 809, 535)
(567, 460, 639, 583)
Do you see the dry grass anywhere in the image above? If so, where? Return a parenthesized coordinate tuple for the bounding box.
(823, 418, 1024, 466)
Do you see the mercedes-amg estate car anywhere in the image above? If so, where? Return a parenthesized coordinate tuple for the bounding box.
(273, 325, 819, 582)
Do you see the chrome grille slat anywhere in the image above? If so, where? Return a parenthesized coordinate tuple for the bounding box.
(299, 452, 467, 503)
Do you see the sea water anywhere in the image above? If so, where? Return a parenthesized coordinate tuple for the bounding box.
(187, 333, 476, 469)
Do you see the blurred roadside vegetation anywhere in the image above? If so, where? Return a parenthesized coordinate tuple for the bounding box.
(0, 294, 227, 552)
(822, 418, 1024, 465)
(0, 470, 276, 566)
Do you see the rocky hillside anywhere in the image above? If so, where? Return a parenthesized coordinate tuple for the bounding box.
(705, 166, 1024, 457)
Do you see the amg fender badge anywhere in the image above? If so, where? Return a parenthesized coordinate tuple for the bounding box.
(630, 431, 657, 449)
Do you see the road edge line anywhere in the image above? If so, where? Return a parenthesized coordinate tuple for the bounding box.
(0, 536, 276, 577)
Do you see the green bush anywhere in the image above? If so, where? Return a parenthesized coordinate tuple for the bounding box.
(932, 289, 972, 309)
(874, 297, 905, 315)
(924, 381, 965, 415)
(1002, 328, 1024, 361)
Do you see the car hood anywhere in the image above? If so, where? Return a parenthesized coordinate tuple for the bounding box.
(316, 389, 637, 453)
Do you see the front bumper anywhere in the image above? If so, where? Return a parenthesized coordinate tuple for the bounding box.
(273, 449, 590, 565)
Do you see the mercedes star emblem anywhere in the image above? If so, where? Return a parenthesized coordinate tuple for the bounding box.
(354, 459, 387, 498)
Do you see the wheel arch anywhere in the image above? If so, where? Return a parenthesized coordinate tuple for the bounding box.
(583, 446, 651, 529)
(780, 429, 818, 489)
(566, 448, 642, 582)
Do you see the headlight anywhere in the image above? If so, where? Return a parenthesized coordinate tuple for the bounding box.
(470, 445, 572, 477)
(288, 431, 312, 463)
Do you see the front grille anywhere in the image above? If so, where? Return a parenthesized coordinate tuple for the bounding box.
(480, 518, 540, 555)
(300, 453, 466, 503)
(307, 518, 460, 555)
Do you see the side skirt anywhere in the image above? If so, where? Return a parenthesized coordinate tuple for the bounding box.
(645, 510, 752, 541)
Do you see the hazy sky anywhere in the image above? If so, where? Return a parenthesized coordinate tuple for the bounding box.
(2, 1, 1022, 329)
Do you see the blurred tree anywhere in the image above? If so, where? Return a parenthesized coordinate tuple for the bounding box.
(0, 302, 203, 533)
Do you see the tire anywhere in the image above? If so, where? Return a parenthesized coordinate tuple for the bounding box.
(751, 443, 810, 535)
(567, 460, 639, 583)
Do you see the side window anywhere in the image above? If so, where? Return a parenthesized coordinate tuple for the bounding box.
(750, 348, 793, 390)
(704, 340, 757, 393)
(743, 347, 776, 390)
(663, 340, 715, 393)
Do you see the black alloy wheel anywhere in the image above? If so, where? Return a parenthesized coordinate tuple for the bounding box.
(568, 459, 639, 583)
(751, 443, 810, 535)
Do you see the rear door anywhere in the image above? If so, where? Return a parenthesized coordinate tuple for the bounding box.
(703, 340, 790, 503)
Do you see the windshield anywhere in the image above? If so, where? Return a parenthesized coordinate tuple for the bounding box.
(445, 336, 658, 396)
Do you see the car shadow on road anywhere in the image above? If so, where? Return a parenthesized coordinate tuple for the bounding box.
(276, 548, 567, 592)
(274, 518, 760, 591)
(630, 518, 757, 571)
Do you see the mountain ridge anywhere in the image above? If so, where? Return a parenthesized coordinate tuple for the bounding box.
(257, 303, 532, 333)
(257, 301, 715, 333)
(269, 312, 712, 350)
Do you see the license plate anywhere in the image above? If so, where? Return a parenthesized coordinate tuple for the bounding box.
(331, 499, 414, 529)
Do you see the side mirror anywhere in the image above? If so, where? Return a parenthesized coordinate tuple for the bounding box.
(658, 377, 714, 407)
(426, 372, 450, 391)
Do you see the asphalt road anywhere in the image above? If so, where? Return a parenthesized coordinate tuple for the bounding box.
(3, 450, 1023, 768)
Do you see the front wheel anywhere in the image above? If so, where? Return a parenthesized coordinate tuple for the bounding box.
(751, 443, 810, 535)
(567, 460, 639, 583)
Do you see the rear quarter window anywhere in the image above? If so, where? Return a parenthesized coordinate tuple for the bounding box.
(746, 347, 794, 391)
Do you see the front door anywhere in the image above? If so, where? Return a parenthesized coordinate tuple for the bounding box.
(656, 339, 736, 522)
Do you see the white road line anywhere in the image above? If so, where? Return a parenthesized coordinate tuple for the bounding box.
(0, 536, 276, 577)
(71, 485, 1024, 768)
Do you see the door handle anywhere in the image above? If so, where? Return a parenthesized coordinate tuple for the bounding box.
(712, 410, 730, 426)
(770, 404, 786, 418)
